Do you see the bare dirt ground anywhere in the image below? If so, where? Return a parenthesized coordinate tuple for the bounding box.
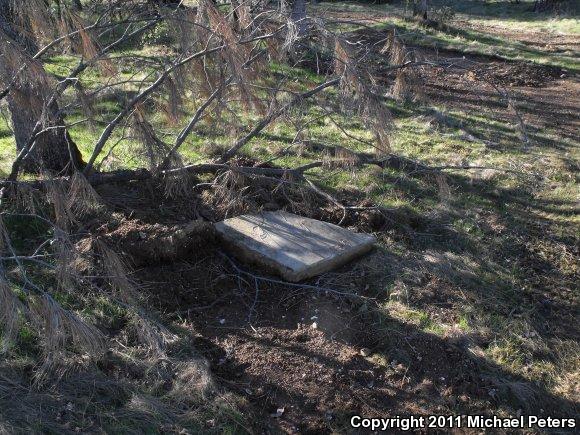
(2, 5, 578, 435)
(87, 11, 580, 433)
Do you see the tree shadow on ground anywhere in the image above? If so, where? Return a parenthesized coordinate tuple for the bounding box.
(191, 269, 578, 433)
(429, 0, 579, 22)
(138, 166, 576, 428)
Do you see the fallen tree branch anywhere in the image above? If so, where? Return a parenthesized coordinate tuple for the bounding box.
(218, 78, 341, 163)
(0, 151, 532, 191)
(219, 251, 376, 301)
(82, 27, 287, 175)
(0, 10, 112, 102)
(157, 79, 231, 171)
(82, 44, 227, 175)
(2, 18, 162, 185)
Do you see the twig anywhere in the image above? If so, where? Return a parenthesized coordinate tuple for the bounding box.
(219, 252, 375, 301)
(218, 78, 341, 163)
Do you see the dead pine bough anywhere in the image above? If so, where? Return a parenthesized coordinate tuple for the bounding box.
(0, 140, 513, 371)
(1, 0, 574, 432)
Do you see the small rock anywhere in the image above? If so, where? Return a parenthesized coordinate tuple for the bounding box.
(271, 407, 285, 418)
(311, 322, 318, 329)
(360, 348, 371, 357)
(219, 318, 226, 325)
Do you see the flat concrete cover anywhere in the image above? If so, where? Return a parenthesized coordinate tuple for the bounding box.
(215, 211, 376, 282)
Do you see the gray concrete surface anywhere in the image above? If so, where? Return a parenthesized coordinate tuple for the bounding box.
(215, 211, 376, 282)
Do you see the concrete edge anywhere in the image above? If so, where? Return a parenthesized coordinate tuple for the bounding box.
(215, 221, 376, 282)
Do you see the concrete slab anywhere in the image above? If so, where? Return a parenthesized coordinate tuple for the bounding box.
(215, 211, 376, 282)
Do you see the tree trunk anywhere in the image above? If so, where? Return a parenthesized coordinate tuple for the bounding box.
(290, 0, 308, 36)
(534, 0, 563, 12)
(0, 0, 84, 174)
(6, 89, 82, 173)
(413, 0, 428, 20)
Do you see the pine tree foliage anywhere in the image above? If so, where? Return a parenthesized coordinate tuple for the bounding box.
(0, 0, 422, 366)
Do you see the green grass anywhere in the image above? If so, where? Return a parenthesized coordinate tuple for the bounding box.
(321, 0, 579, 33)
(431, 0, 580, 34)
(0, 111, 15, 176)
(1, 1, 578, 426)
(316, 0, 580, 71)
(390, 18, 579, 71)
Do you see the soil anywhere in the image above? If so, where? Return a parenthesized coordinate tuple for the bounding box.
(96, 218, 215, 266)
(95, 169, 575, 433)
(473, 62, 565, 88)
(5, 8, 575, 434)
(137, 253, 496, 433)
(128, 242, 575, 433)
(367, 31, 579, 150)
(83, 21, 580, 429)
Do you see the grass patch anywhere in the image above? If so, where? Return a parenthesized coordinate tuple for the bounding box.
(317, 1, 580, 70)
(0, 1, 578, 429)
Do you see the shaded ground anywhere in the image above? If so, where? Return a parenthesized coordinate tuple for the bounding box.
(137, 249, 577, 433)
(1, 1, 578, 434)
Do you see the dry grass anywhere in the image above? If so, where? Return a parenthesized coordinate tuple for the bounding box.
(0, 276, 22, 352)
(0, 0, 578, 431)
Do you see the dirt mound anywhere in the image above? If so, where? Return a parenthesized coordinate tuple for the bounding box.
(99, 219, 216, 266)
